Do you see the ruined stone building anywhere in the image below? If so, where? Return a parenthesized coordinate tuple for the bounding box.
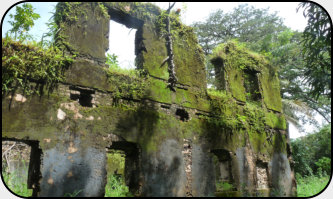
(2, 2, 296, 197)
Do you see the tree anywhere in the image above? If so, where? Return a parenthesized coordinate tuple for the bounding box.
(297, 2, 331, 99)
(192, 4, 286, 86)
(272, 29, 331, 125)
(291, 125, 331, 176)
(6, 3, 40, 41)
(192, 4, 286, 55)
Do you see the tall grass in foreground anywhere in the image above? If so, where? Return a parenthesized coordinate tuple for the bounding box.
(2, 171, 32, 197)
(104, 174, 132, 197)
(296, 174, 330, 197)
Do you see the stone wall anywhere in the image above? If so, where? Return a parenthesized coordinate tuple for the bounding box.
(2, 2, 296, 197)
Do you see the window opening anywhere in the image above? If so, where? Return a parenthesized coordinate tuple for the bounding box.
(244, 69, 261, 101)
(106, 20, 137, 70)
(176, 108, 189, 122)
(69, 86, 95, 107)
(211, 57, 226, 90)
(256, 160, 269, 190)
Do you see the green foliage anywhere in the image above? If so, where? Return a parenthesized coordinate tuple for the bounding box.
(2, 37, 74, 95)
(106, 150, 125, 175)
(98, 2, 110, 18)
(297, 2, 331, 99)
(192, 4, 286, 55)
(40, 5, 59, 48)
(291, 125, 331, 176)
(105, 175, 132, 197)
(106, 53, 120, 70)
(6, 3, 40, 41)
(274, 29, 331, 125)
(296, 174, 330, 197)
(2, 161, 32, 197)
(216, 181, 234, 192)
(315, 157, 331, 175)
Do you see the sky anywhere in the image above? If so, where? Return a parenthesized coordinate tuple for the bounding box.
(1, 1, 332, 197)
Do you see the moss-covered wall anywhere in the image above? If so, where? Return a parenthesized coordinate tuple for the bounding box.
(211, 41, 283, 112)
(2, 2, 294, 197)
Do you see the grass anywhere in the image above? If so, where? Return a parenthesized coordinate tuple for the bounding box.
(105, 150, 132, 197)
(296, 174, 330, 197)
(2, 171, 32, 197)
(104, 174, 132, 197)
(216, 181, 234, 192)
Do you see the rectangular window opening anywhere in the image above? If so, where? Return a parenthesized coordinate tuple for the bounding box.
(106, 20, 137, 72)
(244, 69, 261, 102)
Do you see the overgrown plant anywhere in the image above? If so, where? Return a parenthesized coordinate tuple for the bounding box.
(105, 174, 132, 197)
(6, 3, 40, 41)
(2, 37, 74, 96)
(2, 161, 32, 197)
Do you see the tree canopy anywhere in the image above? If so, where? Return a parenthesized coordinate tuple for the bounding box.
(297, 2, 331, 100)
(192, 4, 286, 55)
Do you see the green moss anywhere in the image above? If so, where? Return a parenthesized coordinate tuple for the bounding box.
(102, 2, 161, 23)
(210, 40, 283, 111)
(173, 29, 207, 89)
(264, 111, 286, 130)
(147, 78, 172, 103)
(2, 38, 73, 95)
(259, 67, 282, 112)
(272, 132, 287, 154)
(55, 2, 109, 60)
(207, 88, 286, 142)
(106, 69, 149, 101)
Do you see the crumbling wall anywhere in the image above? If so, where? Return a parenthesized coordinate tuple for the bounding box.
(2, 2, 295, 197)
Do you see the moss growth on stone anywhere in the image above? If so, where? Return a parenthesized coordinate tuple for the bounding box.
(207, 88, 286, 131)
(55, 2, 109, 60)
(2, 37, 73, 96)
(210, 40, 282, 112)
(259, 66, 282, 112)
(264, 111, 287, 130)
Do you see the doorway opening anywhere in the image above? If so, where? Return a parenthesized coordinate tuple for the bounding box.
(2, 139, 42, 197)
(211, 149, 235, 193)
(104, 141, 140, 197)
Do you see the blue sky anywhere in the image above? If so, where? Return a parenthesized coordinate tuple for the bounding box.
(2, 2, 57, 40)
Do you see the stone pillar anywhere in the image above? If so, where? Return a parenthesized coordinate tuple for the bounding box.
(191, 144, 216, 196)
(39, 138, 107, 197)
(140, 139, 186, 197)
